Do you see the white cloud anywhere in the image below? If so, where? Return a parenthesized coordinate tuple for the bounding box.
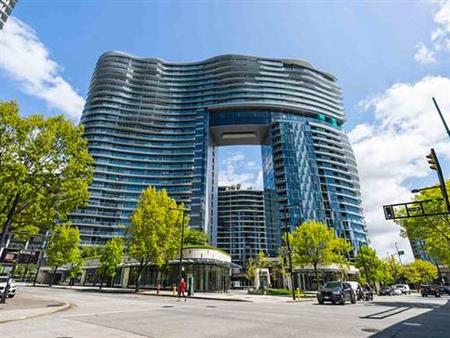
(350, 75, 450, 261)
(218, 151, 263, 189)
(431, 0, 450, 51)
(414, 43, 437, 64)
(0, 17, 85, 121)
(414, 0, 450, 64)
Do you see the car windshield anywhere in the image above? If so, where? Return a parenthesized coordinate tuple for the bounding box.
(0, 277, 8, 282)
(323, 282, 341, 289)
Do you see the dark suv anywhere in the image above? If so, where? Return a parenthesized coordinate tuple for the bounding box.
(317, 281, 356, 305)
(438, 286, 450, 296)
(420, 285, 441, 297)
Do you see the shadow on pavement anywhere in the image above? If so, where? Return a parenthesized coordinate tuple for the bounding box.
(370, 299, 450, 338)
(369, 300, 444, 310)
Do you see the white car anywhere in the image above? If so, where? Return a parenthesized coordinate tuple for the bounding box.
(347, 281, 363, 299)
(0, 276, 17, 298)
(394, 284, 410, 295)
(390, 286, 403, 295)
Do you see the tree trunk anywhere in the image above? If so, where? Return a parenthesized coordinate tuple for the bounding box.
(135, 258, 144, 292)
(314, 263, 320, 291)
(49, 265, 58, 287)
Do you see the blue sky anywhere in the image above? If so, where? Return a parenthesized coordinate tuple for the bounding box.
(1, 0, 449, 259)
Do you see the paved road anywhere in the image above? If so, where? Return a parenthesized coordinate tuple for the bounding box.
(0, 287, 448, 338)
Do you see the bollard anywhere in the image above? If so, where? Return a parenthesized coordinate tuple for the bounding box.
(296, 288, 301, 300)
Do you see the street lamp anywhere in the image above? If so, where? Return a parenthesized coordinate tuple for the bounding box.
(169, 207, 189, 282)
(282, 202, 301, 301)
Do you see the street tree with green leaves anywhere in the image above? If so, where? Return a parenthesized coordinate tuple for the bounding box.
(290, 221, 336, 290)
(399, 180, 450, 265)
(245, 251, 270, 283)
(98, 237, 124, 290)
(183, 228, 208, 245)
(0, 101, 93, 242)
(355, 246, 389, 287)
(333, 237, 353, 280)
(127, 187, 185, 292)
(46, 223, 81, 286)
(403, 259, 438, 286)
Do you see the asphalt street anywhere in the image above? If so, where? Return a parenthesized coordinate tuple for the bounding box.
(0, 287, 448, 338)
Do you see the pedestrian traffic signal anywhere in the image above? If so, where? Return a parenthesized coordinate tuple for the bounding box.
(426, 150, 438, 171)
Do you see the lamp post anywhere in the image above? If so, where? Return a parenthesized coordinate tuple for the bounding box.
(283, 202, 301, 301)
(169, 207, 189, 282)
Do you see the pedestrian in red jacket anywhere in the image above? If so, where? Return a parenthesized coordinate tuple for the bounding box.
(177, 278, 187, 301)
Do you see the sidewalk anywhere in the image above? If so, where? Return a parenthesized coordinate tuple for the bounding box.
(26, 284, 314, 303)
(0, 292, 70, 324)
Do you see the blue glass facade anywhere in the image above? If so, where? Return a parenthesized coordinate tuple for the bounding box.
(70, 52, 367, 255)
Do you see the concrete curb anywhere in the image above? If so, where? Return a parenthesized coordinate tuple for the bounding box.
(0, 302, 72, 324)
(139, 292, 253, 302)
(25, 284, 254, 302)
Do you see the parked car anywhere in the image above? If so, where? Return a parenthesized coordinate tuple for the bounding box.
(394, 284, 410, 295)
(379, 286, 401, 296)
(317, 281, 356, 305)
(437, 286, 450, 296)
(0, 276, 17, 298)
(420, 285, 441, 297)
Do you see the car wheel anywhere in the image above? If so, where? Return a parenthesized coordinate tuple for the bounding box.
(351, 296, 356, 304)
(436, 293, 441, 298)
(8, 294, 15, 298)
(318, 300, 324, 305)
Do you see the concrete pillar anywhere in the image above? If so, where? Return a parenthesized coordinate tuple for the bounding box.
(122, 266, 130, 288)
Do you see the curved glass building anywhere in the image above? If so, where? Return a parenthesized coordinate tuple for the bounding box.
(71, 52, 367, 256)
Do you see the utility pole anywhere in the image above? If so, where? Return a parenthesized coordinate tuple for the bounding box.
(432, 97, 450, 141)
(170, 207, 189, 283)
(283, 202, 301, 301)
(426, 148, 450, 214)
(394, 242, 403, 264)
(33, 230, 50, 286)
(358, 243, 371, 286)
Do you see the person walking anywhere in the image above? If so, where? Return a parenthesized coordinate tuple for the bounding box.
(177, 277, 187, 302)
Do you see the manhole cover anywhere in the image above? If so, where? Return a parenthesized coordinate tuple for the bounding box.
(162, 305, 173, 308)
(46, 303, 65, 307)
(362, 328, 379, 333)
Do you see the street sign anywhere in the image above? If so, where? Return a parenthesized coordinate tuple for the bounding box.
(398, 250, 405, 256)
(0, 248, 19, 263)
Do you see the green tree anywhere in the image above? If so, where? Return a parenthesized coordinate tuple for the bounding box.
(183, 228, 208, 245)
(355, 246, 393, 288)
(46, 223, 81, 286)
(410, 259, 437, 285)
(0, 101, 93, 242)
(98, 237, 124, 290)
(333, 237, 352, 280)
(80, 245, 102, 259)
(290, 221, 336, 290)
(398, 180, 450, 265)
(127, 187, 185, 292)
(245, 251, 269, 283)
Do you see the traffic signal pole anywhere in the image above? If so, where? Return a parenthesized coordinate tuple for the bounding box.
(427, 148, 450, 214)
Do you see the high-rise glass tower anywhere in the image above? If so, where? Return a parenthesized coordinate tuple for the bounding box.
(0, 0, 18, 30)
(217, 186, 266, 267)
(71, 52, 367, 256)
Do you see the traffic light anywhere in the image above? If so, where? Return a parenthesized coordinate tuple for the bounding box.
(383, 205, 395, 220)
(426, 149, 438, 171)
